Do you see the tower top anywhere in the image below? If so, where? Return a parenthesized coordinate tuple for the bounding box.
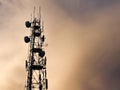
(31, 6, 41, 22)
(24, 6, 48, 90)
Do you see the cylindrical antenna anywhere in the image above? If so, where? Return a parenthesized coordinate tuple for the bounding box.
(33, 6, 36, 19)
(39, 6, 41, 20)
(30, 13, 32, 22)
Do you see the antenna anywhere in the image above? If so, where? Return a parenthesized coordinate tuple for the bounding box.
(33, 6, 36, 19)
(42, 21, 44, 32)
(30, 13, 32, 22)
(39, 6, 41, 20)
(24, 7, 48, 90)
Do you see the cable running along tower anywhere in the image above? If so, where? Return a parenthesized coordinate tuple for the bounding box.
(24, 7, 48, 90)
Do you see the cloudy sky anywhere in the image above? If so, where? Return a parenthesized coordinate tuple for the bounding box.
(0, 0, 120, 90)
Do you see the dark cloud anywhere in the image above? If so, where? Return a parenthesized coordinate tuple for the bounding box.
(54, 0, 120, 12)
(54, 0, 120, 22)
(80, 0, 120, 8)
(59, 5, 120, 89)
(46, 1, 120, 90)
(0, 1, 2, 6)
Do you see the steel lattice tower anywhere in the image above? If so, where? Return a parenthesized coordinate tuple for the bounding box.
(24, 8, 48, 90)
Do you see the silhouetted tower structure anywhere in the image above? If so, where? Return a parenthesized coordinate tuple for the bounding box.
(24, 8, 48, 90)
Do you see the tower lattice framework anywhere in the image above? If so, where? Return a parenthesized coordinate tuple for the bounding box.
(24, 9, 48, 90)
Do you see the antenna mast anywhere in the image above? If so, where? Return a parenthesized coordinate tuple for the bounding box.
(24, 7, 48, 90)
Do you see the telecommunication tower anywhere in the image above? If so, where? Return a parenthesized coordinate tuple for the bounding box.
(24, 7, 48, 90)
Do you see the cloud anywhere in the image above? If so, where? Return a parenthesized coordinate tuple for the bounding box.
(56, 3, 120, 90)
(0, 0, 120, 90)
(53, 0, 120, 22)
(44, 1, 120, 90)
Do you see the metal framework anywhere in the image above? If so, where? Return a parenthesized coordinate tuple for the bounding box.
(24, 9, 48, 90)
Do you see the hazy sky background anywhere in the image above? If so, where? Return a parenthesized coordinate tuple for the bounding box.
(0, 0, 120, 90)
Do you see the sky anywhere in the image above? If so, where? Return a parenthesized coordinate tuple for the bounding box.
(0, 0, 120, 90)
